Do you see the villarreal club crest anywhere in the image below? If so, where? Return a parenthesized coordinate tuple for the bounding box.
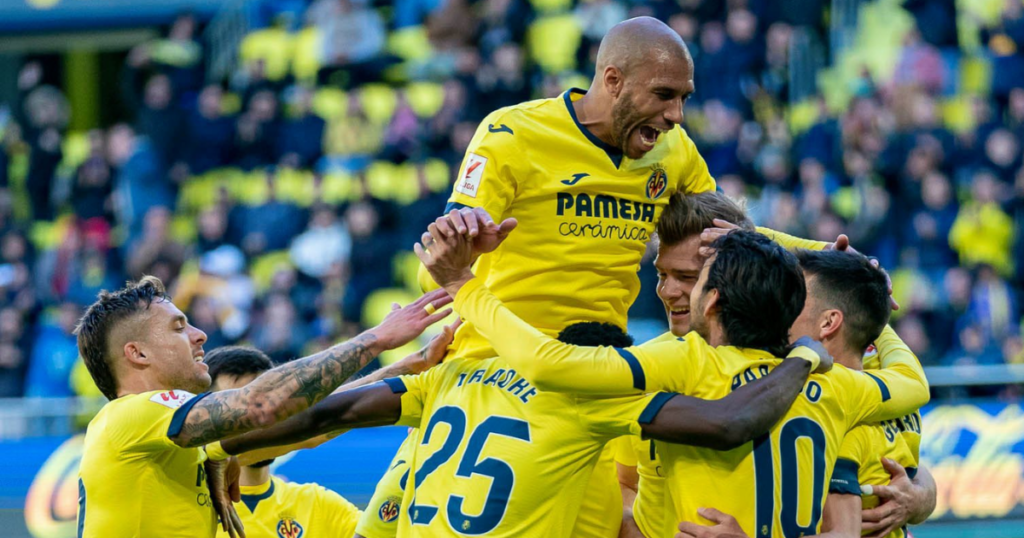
(646, 167, 668, 200)
(277, 517, 304, 538)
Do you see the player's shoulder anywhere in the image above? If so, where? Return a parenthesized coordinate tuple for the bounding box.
(481, 95, 565, 132)
(106, 389, 199, 420)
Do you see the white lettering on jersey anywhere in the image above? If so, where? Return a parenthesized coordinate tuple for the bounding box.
(456, 153, 487, 198)
(149, 390, 198, 409)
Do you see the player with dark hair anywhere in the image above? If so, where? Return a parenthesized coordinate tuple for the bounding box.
(74, 275, 452, 538)
(416, 224, 930, 538)
(196, 315, 827, 537)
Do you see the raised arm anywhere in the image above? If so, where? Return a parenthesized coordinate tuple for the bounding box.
(640, 356, 813, 450)
(217, 382, 404, 457)
(854, 326, 930, 424)
(171, 290, 452, 448)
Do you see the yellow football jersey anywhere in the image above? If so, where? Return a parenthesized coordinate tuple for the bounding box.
(384, 356, 662, 537)
(78, 389, 217, 538)
(423, 88, 715, 360)
(864, 351, 924, 460)
(216, 476, 360, 538)
(613, 435, 665, 538)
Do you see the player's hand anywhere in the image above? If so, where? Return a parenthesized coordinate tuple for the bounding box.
(862, 458, 916, 538)
(368, 289, 453, 350)
(698, 219, 739, 257)
(676, 508, 749, 538)
(402, 319, 462, 374)
(790, 335, 833, 374)
(825, 236, 899, 311)
(416, 220, 476, 294)
(442, 207, 517, 257)
(206, 457, 246, 538)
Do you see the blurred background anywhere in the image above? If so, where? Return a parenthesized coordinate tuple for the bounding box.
(0, 0, 1020, 536)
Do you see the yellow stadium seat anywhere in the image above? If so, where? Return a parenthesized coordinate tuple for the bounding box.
(362, 287, 417, 327)
(228, 170, 272, 206)
(29, 215, 73, 250)
(393, 250, 423, 292)
(275, 168, 317, 207)
(941, 95, 976, 135)
(250, 250, 294, 292)
(527, 15, 582, 74)
(360, 84, 399, 124)
(405, 82, 445, 118)
(60, 131, 90, 171)
(364, 160, 398, 201)
(239, 27, 294, 81)
(786, 99, 821, 135)
(312, 87, 348, 121)
(291, 26, 322, 82)
(422, 159, 451, 193)
(170, 214, 197, 243)
(320, 170, 362, 203)
(221, 92, 243, 115)
(959, 56, 991, 95)
(387, 26, 433, 61)
(529, 0, 573, 15)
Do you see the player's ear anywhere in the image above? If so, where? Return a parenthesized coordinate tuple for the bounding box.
(819, 309, 843, 341)
(124, 341, 150, 367)
(603, 66, 624, 98)
(702, 288, 720, 317)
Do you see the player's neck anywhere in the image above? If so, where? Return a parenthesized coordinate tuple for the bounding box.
(572, 93, 617, 148)
(834, 349, 863, 371)
(240, 465, 271, 487)
(707, 322, 728, 348)
(115, 372, 173, 398)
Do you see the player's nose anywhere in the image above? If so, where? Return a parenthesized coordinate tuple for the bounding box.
(664, 98, 684, 126)
(189, 324, 208, 346)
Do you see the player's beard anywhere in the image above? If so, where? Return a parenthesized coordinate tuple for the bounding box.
(611, 90, 645, 153)
(689, 292, 711, 342)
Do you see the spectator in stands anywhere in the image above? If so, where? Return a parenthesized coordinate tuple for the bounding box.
(949, 170, 1015, 276)
(278, 87, 326, 169)
(21, 79, 68, 222)
(108, 123, 174, 244)
(290, 204, 351, 279)
(125, 206, 187, 283)
(341, 201, 394, 321)
(71, 130, 115, 224)
(25, 302, 80, 397)
(252, 293, 309, 363)
(122, 66, 184, 170)
(196, 205, 231, 255)
(184, 84, 236, 175)
(308, 0, 388, 87)
(0, 307, 28, 397)
(235, 90, 281, 170)
(227, 171, 306, 256)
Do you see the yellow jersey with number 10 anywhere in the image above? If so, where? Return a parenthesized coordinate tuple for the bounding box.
(427, 88, 715, 360)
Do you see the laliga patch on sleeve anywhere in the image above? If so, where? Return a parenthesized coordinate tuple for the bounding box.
(455, 153, 487, 198)
(149, 390, 198, 409)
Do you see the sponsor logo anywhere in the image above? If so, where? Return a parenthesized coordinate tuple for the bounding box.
(277, 518, 304, 538)
(379, 498, 401, 523)
(456, 153, 486, 198)
(149, 390, 196, 409)
(561, 172, 590, 186)
(487, 124, 514, 135)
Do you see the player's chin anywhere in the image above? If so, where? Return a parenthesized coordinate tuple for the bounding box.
(669, 313, 690, 337)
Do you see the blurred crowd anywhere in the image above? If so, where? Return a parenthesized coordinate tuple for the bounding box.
(0, 0, 1021, 402)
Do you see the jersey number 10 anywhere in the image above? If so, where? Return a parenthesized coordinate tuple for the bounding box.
(752, 417, 827, 538)
(401, 406, 531, 535)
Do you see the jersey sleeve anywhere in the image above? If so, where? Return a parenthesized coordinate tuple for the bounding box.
(447, 109, 522, 217)
(115, 390, 209, 454)
(830, 428, 869, 495)
(755, 227, 830, 251)
(842, 326, 930, 425)
(453, 277, 641, 395)
(314, 485, 362, 537)
(676, 129, 716, 194)
(613, 436, 639, 467)
(575, 393, 668, 442)
(383, 370, 436, 428)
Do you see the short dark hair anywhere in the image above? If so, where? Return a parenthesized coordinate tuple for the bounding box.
(75, 276, 169, 400)
(557, 322, 634, 348)
(657, 191, 754, 247)
(204, 346, 274, 383)
(704, 231, 806, 356)
(795, 250, 891, 355)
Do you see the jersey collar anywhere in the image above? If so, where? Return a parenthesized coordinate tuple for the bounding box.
(240, 478, 275, 513)
(562, 88, 624, 169)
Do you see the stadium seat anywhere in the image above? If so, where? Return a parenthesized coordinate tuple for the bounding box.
(319, 170, 362, 203)
(239, 27, 294, 82)
(291, 26, 322, 83)
(311, 87, 348, 121)
(60, 131, 90, 172)
(250, 250, 294, 292)
(527, 15, 582, 74)
(275, 168, 317, 207)
(405, 82, 445, 118)
(359, 84, 399, 125)
(393, 250, 423, 292)
(387, 25, 433, 61)
(528, 0, 573, 15)
(361, 288, 418, 327)
(422, 158, 451, 193)
(228, 170, 272, 206)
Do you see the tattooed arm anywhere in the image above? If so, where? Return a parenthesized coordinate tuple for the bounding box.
(170, 290, 453, 448)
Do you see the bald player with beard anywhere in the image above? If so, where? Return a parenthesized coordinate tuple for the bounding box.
(358, 16, 825, 538)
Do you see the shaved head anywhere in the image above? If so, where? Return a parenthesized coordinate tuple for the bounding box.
(595, 17, 692, 78)
(576, 16, 695, 159)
